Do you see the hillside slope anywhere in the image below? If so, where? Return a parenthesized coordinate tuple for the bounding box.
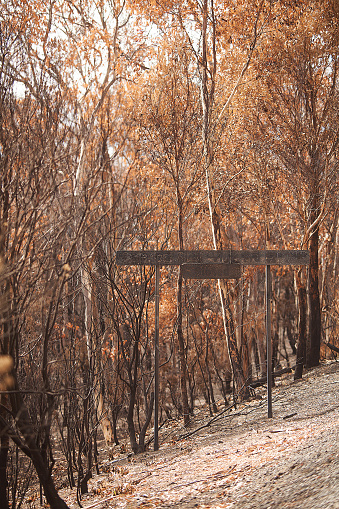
(41, 361, 339, 508)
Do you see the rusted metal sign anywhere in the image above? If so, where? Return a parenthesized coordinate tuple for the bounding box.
(116, 249, 310, 266)
(181, 263, 241, 279)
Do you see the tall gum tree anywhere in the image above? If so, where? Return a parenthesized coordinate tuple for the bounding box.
(136, 35, 204, 423)
(242, 1, 339, 370)
(131, 0, 273, 398)
(178, 0, 270, 398)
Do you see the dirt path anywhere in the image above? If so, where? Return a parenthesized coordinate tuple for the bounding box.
(56, 360, 339, 508)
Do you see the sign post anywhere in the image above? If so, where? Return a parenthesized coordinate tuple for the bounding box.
(116, 249, 310, 435)
(266, 265, 273, 418)
(154, 265, 160, 451)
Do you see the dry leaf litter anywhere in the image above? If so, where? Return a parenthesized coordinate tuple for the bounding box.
(26, 360, 339, 509)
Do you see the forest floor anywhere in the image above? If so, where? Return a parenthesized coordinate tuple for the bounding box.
(28, 359, 339, 509)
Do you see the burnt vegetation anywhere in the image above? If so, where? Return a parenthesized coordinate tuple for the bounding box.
(1, 1, 339, 508)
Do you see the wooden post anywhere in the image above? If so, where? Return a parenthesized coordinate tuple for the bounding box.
(154, 265, 160, 450)
(266, 265, 272, 418)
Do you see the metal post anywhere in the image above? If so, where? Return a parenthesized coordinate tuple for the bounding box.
(266, 265, 273, 418)
(154, 265, 160, 450)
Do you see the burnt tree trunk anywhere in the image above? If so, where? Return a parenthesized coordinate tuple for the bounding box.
(307, 220, 321, 368)
(126, 338, 140, 454)
(241, 333, 252, 386)
(205, 330, 218, 414)
(199, 0, 249, 401)
(176, 186, 190, 426)
(177, 268, 190, 426)
(294, 269, 307, 380)
(0, 427, 9, 509)
(10, 386, 69, 509)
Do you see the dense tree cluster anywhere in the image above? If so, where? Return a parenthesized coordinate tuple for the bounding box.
(1, 1, 339, 507)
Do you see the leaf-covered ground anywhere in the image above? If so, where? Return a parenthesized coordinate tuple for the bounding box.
(28, 360, 339, 509)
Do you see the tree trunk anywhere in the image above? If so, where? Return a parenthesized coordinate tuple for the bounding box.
(241, 333, 252, 386)
(177, 267, 190, 426)
(138, 392, 154, 451)
(10, 387, 69, 509)
(199, 0, 249, 400)
(176, 186, 190, 426)
(307, 222, 321, 367)
(126, 340, 139, 454)
(0, 429, 9, 509)
(250, 329, 261, 377)
(294, 269, 307, 380)
(205, 331, 218, 414)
